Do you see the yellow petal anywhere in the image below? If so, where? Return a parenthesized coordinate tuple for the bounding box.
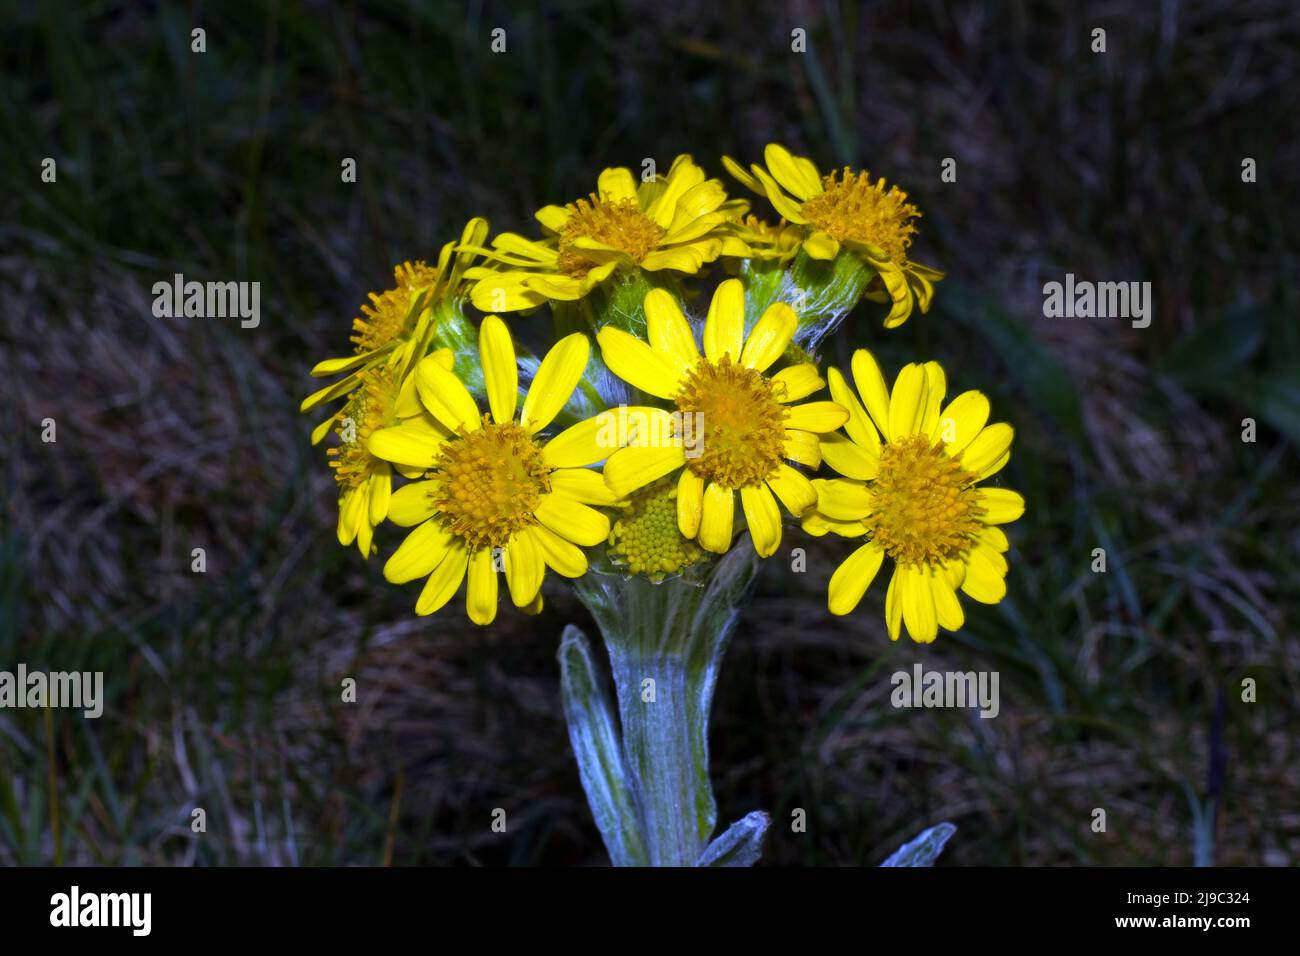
(309, 346, 387, 378)
(886, 362, 929, 442)
(771, 363, 824, 403)
(677, 467, 704, 537)
(901, 565, 939, 644)
(938, 390, 990, 455)
(765, 463, 818, 516)
(521, 332, 589, 434)
(415, 543, 469, 616)
(920, 361, 947, 439)
(300, 376, 358, 414)
(597, 166, 638, 203)
(644, 288, 700, 371)
(978, 526, 1010, 552)
(535, 494, 610, 547)
(819, 431, 880, 480)
(337, 484, 366, 545)
(801, 510, 866, 539)
(826, 366, 878, 452)
(931, 571, 965, 632)
(763, 143, 823, 201)
(466, 547, 499, 625)
(879, 263, 916, 328)
(504, 531, 544, 607)
(961, 546, 1008, 604)
(813, 478, 872, 521)
(535, 204, 571, 232)
(603, 444, 686, 497)
(978, 487, 1025, 524)
(703, 278, 745, 363)
(470, 277, 548, 313)
(416, 354, 482, 432)
(526, 523, 588, 578)
(367, 471, 391, 525)
(384, 519, 454, 584)
(479, 314, 518, 425)
(784, 429, 822, 468)
(640, 243, 716, 273)
(550, 467, 619, 506)
(720, 154, 763, 194)
(543, 411, 626, 468)
(597, 327, 686, 399)
(961, 423, 1015, 478)
(784, 401, 850, 433)
(741, 483, 782, 557)
(802, 231, 840, 260)
(311, 414, 336, 446)
(885, 568, 903, 640)
(368, 425, 446, 470)
(697, 482, 735, 553)
(849, 349, 892, 438)
(387, 481, 438, 526)
(740, 301, 797, 372)
(827, 542, 884, 615)
(751, 165, 808, 224)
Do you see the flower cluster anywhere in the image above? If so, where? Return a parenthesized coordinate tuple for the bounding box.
(303, 144, 1023, 643)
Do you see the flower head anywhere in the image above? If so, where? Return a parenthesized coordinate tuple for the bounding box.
(464, 156, 741, 310)
(803, 349, 1025, 643)
(722, 144, 943, 327)
(597, 279, 848, 558)
(607, 477, 705, 581)
(300, 218, 488, 424)
(367, 317, 620, 624)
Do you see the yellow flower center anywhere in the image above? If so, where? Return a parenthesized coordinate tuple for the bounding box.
(427, 416, 552, 551)
(865, 434, 984, 566)
(329, 367, 399, 490)
(675, 356, 787, 489)
(557, 197, 665, 278)
(608, 478, 704, 580)
(799, 169, 920, 262)
(350, 260, 440, 353)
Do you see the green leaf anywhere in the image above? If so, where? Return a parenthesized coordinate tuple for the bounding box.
(698, 811, 770, 867)
(880, 822, 957, 867)
(557, 625, 648, 867)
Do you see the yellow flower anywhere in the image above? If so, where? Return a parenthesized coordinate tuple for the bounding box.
(597, 279, 848, 558)
(300, 218, 488, 429)
(326, 360, 452, 558)
(803, 348, 1025, 643)
(607, 477, 705, 581)
(464, 156, 740, 311)
(367, 316, 621, 624)
(722, 144, 944, 327)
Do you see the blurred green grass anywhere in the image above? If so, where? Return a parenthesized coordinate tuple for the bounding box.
(1, 0, 1297, 866)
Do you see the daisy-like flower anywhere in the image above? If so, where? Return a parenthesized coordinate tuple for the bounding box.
(366, 316, 623, 624)
(722, 144, 944, 327)
(300, 218, 488, 425)
(597, 279, 848, 558)
(463, 155, 741, 311)
(803, 348, 1025, 643)
(325, 359, 452, 558)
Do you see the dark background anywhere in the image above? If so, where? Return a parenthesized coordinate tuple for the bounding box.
(1, 0, 1297, 866)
